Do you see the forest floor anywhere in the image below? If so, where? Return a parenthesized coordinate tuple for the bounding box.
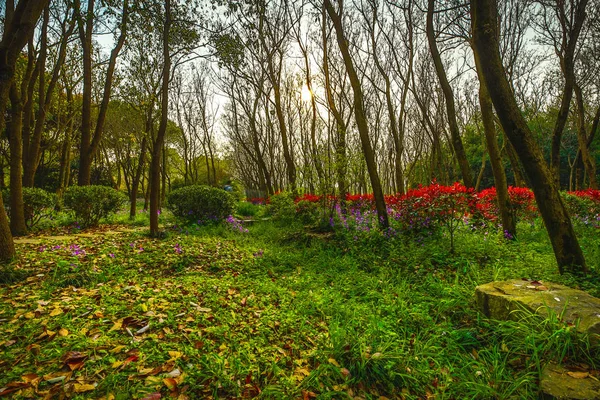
(1, 217, 599, 399)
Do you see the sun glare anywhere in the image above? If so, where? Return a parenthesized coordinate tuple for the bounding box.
(301, 84, 312, 102)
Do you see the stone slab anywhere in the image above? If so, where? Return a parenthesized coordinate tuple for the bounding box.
(475, 279, 600, 341)
(540, 363, 600, 399)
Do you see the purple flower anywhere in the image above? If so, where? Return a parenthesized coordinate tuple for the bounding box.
(38, 245, 47, 252)
(253, 249, 264, 258)
(70, 244, 86, 256)
(174, 244, 182, 254)
(52, 245, 61, 250)
(109, 253, 116, 258)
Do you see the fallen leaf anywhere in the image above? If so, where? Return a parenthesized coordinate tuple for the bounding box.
(59, 328, 69, 337)
(73, 383, 96, 393)
(49, 308, 63, 317)
(163, 377, 177, 390)
(109, 319, 123, 332)
(21, 373, 39, 383)
(141, 393, 161, 400)
(328, 358, 340, 367)
(110, 345, 126, 354)
(166, 368, 181, 378)
(567, 371, 589, 379)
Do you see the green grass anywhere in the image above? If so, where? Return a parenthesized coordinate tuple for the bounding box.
(0, 218, 598, 399)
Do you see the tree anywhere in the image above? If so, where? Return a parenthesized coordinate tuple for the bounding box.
(471, 0, 587, 273)
(324, 0, 388, 228)
(75, 0, 129, 186)
(0, 0, 49, 261)
(426, 0, 474, 188)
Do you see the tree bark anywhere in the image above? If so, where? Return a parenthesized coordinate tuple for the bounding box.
(471, 0, 587, 273)
(324, 0, 388, 228)
(150, 0, 170, 236)
(130, 137, 147, 219)
(548, 0, 588, 185)
(322, 5, 347, 213)
(77, 0, 128, 185)
(573, 84, 597, 189)
(7, 83, 27, 235)
(473, 52, 516, 237)
(0, 0, 49, 261)
(426, 0, 473, 188)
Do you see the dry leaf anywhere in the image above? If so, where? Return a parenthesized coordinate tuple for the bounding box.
(567, 371, 589, 379)
(163, 377, 177, 390)
(73, 383, 96, 393)
(59, 328, 69, 337)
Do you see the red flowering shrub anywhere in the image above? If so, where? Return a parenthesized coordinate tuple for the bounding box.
(476, 186, 537, 224)
(563, 190, 600, 227)
(392, 182, 477, 251)
(345, 193, 375, 212)
(295, 193, 322, 203)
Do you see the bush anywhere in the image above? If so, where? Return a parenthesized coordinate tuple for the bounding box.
(167, 185, 235, 224)
(236, 201, 261, 217)
(562, 192, 600, 227)
(2, 187, 57, 229)
(63, 185, 127, 227)
(267, 192, 296, 221)
(295, 200, 320, 224)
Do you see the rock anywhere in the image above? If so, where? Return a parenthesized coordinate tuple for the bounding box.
(476, 280, 600, 399)
(475, 279, 600, 342)
(540, 363, 600, 399)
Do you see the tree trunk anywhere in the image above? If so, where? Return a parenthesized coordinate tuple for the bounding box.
(471, 0, 586, 273)
(322, 6, 347, 213)
(7, 83, 27, 235)
(0, 0, 49, 261)
(130, 137, 147, 219)
(426, 0, 473, 188)
(573, 84, 597, 189)
(150, 0, 170, 237)
(77, 0, 128, 185)
(325, 0, 388, 228)
(504, 137, 526, 186)
(474, 52, 516, 237)
(548, 0, 588, 185)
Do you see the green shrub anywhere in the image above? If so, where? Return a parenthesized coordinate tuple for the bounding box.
(167, 185, 235, 223)
(236, 201, 261, 217)
(295, 200, 319, 224)
(63, 185, 127, 227)
(562, 192, 600, 219)
(2, 187, 57, 229)
(267, 192, 296, 221)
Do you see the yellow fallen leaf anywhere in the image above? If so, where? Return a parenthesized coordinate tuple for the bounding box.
(112, 361, 123, 369)
(567, 371, 589, 379)
(168, 351, 182, 360)
(109, 319, 123, 332)
(328, 358, 340, 367)
(50, 308, 62, 317)
(73, 383, 96, 393)
(59, 328, 69, 337)
(110, 345, 126, 354)
(24, 312, 35, 319)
